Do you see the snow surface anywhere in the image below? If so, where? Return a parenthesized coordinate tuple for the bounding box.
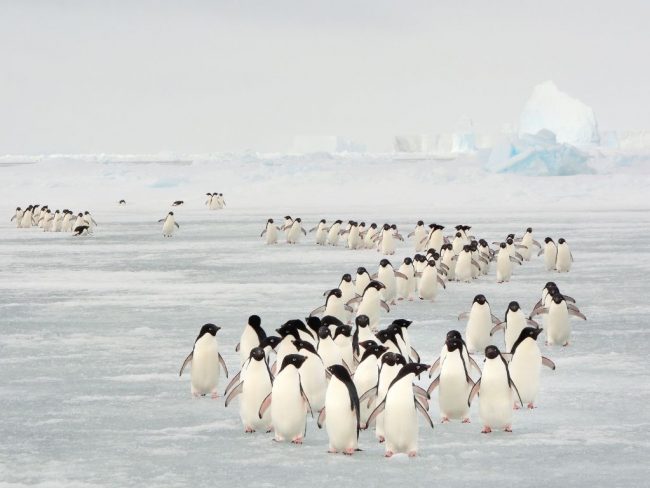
(1, 156, 649, 487)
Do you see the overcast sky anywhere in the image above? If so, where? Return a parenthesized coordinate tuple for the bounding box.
(1, 0, 647, 153)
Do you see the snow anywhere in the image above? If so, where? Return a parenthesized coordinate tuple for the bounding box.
(1, 155, 649, 487)
(519, 81, 600, 145)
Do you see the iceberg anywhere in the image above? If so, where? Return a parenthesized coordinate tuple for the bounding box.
(290, 136, 365, 154)
(519, 81, 599, 145)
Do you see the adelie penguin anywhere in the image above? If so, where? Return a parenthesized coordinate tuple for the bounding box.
(538, 237, 558, 271)
(171, 200, 184, 207)
(309, 219, 328, 246)
(515, 227, 541, 261)
(326, 219, 343, 246)
(292, 340, 327, 412)
(496, 242, 521, 283)
(459, 294, 501, 354)
(159, 211, 180, 237)
(310, 288, 353, 324)
(490, 301, 540, 353)
(317, 365, 361, 455)
(353, 342, 388, 428)
(179, 324, 229, 398)
(408, 220, 427, 252)
(373, 259, 406, 305)
(396, 257, 416, 300)
(348, 281, 390, 331)
(468, 345, 523, 433)
(285, 217, 307, 244)
(555, 238, 573, 272)
(258, 354, 313, 444)
(530, 292, 586, 346)
(236, 315, 266, 365)
(260, 218, 281, 245)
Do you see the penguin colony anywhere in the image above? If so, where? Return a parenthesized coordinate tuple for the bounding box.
(10, 205, 97, 236)
(179, 221, 585, 457)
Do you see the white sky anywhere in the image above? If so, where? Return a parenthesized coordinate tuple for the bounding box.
(1, 0, 648, 153)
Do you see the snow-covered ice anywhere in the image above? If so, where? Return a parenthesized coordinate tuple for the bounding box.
(1, 156, 649, 487)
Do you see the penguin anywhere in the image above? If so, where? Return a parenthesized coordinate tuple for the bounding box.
(555, 238, 573, 272)
(505, 327, 556, 409)
(391, 319, 419, 363)
(454, 245, 479, 283)
(429, 330, 480, 378)
(61, 210, 75, 232)
(451, 232, 465, 255)
(366, 363, 433, 457)
(490, 301, 540, 353)
(477, 239, 493, 275)
(216, 193, 226, 209)
(317, 326, 349, 371)
(516, 227, 541, 261)
(83, 211, 97, 230)
(468, 345, 523, 433)
(40, 210, 53, 231)
(19, 206, 33, 228)
(286, 218, 307, 244)
(179, 323, 228, 398)
(119, 199, 127, 206)
(327, 220, 343, 246)
(424, 224, 446, 253)
(224, 347, 273, 432)
(49, 210, 62, 232)
(377, 224, 397, 255)
(333, 324, 355, 371)
(440, 243, 456, 281)
(236, 315, 266, 365)
(417, 259, 446, 301)
(272, 323, 302, 374)
(538, 237, 558, 271)
(496, 242, 520, 283)
(72, 225, 90, 236)
(317, 365, 360, 455)
(205, 193, 214, 208)
(353, 343, 388, 428)
(258, 354, 312, 443)
(530, 293, 586, 346)
(428, 336, 475, 423)
(363, 223, 378, 249)
(504, 237, 524, 262)
(10, 207, 23, 227)
(412, 254, 428, 290)
(72, 212, 85, 231)
(320, 315, 344, 336)
(309, 219, 328, 245)
(282, 216, 293, 239)
(171, 200, 184, 206)
(374, 259, 406, 305)
(260, 218, 281, 244)
(310, 289, 352, 324)
(396, 257, 416, 301)
(354, 267, 372, 297)
(408, 221, 427, 252)
(293, 340, 327, 413)
(337, 274, 356, 304)
(349, 281, 389, 330)
(375, 327, 403, 356)
(159, 212, 179, 237)
(459, 294, 501, 354)
(351, 315, 375, 361)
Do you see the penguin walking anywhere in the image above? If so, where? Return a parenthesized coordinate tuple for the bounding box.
(408, 221, 427, 252)
(377, 224, 397, 255)
(538, 237, 558, 271)
(309, 219, 328, 245)
(353, 343, 388, 428)
(363, 223, 378, 249)
(374, 259, 406, 305)
(429, 330, 481, 378)
(424, 224, 446, 253)
(516, 227, 541, 261)
(530, 293, 586, 346)
(159, 212, 180, 237)
(317, 365, 361, 454)
(396, 258, 416, 301)
(310, 289, 353, 324)
(327, 220, 343, 246)
(348, 282, 390, 331)
(440, 243, 456, 281)
(366, 363, 433, 457)
(468, 345, 522, 433)
(260, 218, 281, 244)
(333, 324, 355, 371)
(496, 242, 520, 283)
(10, 207, 23, 227)
(337, 274, 356, 304)
(490, 301, 539, 353)
(224, 347, 273, 432)
(346, 221, 361, 249)
(354, 267, 372, 298)
(428, 336, 475, 423)
(258, 354, 312, 443)
(417, 259, 446, 301)
(83, 211, 97, 230)
(459, 295, 501, 354)
(506, 327, 556, 409)
(236, 315, 266, 365)
(19, 206, 34, 228)
(454, 245, 479, 283)
(286, 218, 307, 244)
(555, 238, 573, 272)
(317, 326, 349, 371)
(293, 340, 327, 413)
(179, 324, 228, 398)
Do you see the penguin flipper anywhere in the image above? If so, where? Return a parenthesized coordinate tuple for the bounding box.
(174, 222, 180, 229)
(570, 252, 574, 262)
(491, 314, 501, 324)
(359, 386, 378, 406)
(437, 276, 446, 289)
(568, 309, 587, 320)
(158, 219, 165, 223)
(300, 384, 314, 418)
(439, 263, 449, 271)
(346, 297, 362, 306)
(563, 294, 576, 303)
(542, 357, 556, 370)
(380, 300, 390, 313)
(428, 357, 441, 378)
(258, 393, 272, 419)
(410, 346, 420, 363)
(532, 299, 543, 311)
(224, 381, 244, 407)
(537, 248, 545, 256)
(309, 305, 326, 317)
(235, 343, 240, 352)
(510, 381, 524, 409)
(344, 305, 354, 313)
(457, 312, 470, 321)
(468, 355, 481, 374)
(364, 399, 385, 429)
(490, 323, 504, 336)
(414, 398, 434, 429)
(427, 375, 440, 395)
(468, 378, 481, 406)
(341, 359, 352, 374)
(526, 318, 540, 328)
(179, 352, 193, 376)
(218, 353, 229, 378)
(509, 256, 522, 265)
(471, 259, 480, 269)
(260, 229, 267, 237)
(532, 239, 541, 248)
(530, 307, 548, 318)
(224, 370, 241, 396)
(394, 271, 408, 279)
(479, 256, 489, 265)
(413, 384, 430, 401)
(317, 407, 326, 428)
(301, 227, 307, 236)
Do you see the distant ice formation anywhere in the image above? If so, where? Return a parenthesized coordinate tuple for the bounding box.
(290, 136, 365, 154)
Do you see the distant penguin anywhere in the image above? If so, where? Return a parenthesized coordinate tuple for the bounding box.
(258, 354, 312, 443)
(179, 324, 228, 398)
(490, 301, 539, 352)
(353, 343, 388, 428)
(454, 245, 478, 283)
(310, 289, 352, 324)
(260, 218, 281, 244)
(530, 293, 586, 346)
(507, 327, 556, 409)
(72, 212, 85, 231)
(408, 221, 427, 252)
(375, 259, 405, 305)
(333, 324, 354, 371)
(159, 212, 179, 237)
(236, 315, 266, 365)
(72, 225, 90, 236)
(318, 365, 360, 455)
(216, 193, 226, 208)
(286, 218, 307, 244)
(327, 220, 343, 246)
(317, 326, 348, 371)
(396, 257, 416, 301)
(338, 274, 356, 304)
(555, 238, 573, 272)
(354, 267, 372, 298)
(10, 207, 23, 227)
(496, 242, 520, 283)
(351, 281, 389, 330)
(468, 345, 522, 433)
(293, 340, 327, 413)
(119, 199, 127, 206)
(477, 239, 492, 275)
(460, 295, 501, 353)
(424, 224, 446, 253)
(440, 243, 456, 281)
(417, 259, 446, 301)
(516, 227, 541, 261)
(538, 237, 558, 271)
(171, 200, 184, 207)
(366, 363, 433, 457)
(378, 224, 397, 255)
(224, 347, 273, 432)
(363, 223, 378, 249)
(282, 216, 293, 239)
(52, 210, 63, 232)
(310, 219, 328, 245)
(61, 211, 75, 232)
(428, 336, 474, 423)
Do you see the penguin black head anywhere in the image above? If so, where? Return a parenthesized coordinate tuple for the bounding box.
(284, 215, 292, 220)
(362, 343, 388, 360)
(379, 258, 391, 267)
(365, 281, 385, 292)
(511, 327, 543, 354)
(545, 281, 557, 289)
(295, 218, 302, 223)
(463, 245, 471, 252)
(169, 211, 174, 216)
(392, 319, 412, 328)
(383, 223, 390, 230)
(317, 325, 331, 340)
(376, 329, 395, 344)
(427, 259, 436, 267)
(249, 347, 266, 362)
(198, 323, 220, 339)
(399, 362, 430, 378)
(446, 337, 463, 352)
(506, 238, 514, 245)
(403, 257, 413, 265)
(321, 315, 344, 328)
(341, 273, 352, 283)
(359, 221, 366, 227)
(558, 238, 566, 244)
(479, 238, 488, 246)
(507, 233, 515, 240)
(260, 336, 282, 349)
(206, 192, 212, 196)
(219, 193, 223, 196)
(417, 220, 424, 226)
(508, 301, 520, 312)
(470, 242, 478, 251)
(544, 237, 554, 243)
(526, 227, 533, 233)
(455, 225, 463, 230)
(499, 242, 506, 249)
(356, 315, 370, 328)
(485, 345, 501, 359)
(357, 267, 367, 275)
(78, 212, 83, 217)
(328, 288, 343, 300)
(381, 352, 397, 366)
(334, 324, 352, 339)
(428, 223, 435, 229)
(358, 339, 377, 350)
(446, 330, 462, 341)
(267, 218, 274, 223)
(335, 219, 343, 224)
(390, 224, 397, 230)
(455, 232, 462, 238)
(552, 294, 565, 304)
(280, 354, 307, 372)
(327, 364, 353, 382)
(248, 315, 262, 328)
(463, 225, 472, 231)
(320, 219, 326, 224)
(292, 339, 317, 355)
(306, 316, 321, 333)
(370, 223, 377, 229)
(276, 323, 299, 338)
(16, 207, 21, 211)
(474, 294, 487, 305)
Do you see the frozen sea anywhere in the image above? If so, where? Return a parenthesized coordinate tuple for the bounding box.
(1, 156, 649, 487)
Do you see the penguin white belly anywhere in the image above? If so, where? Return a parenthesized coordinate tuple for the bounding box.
(520, 236, 533, 260)
(479, 366, 513, 429)
(429, 232, 443, 253)
(363, 230, 376, 249)
(439, 356, 471, 420)
(347, 228, 360, 249)
(418, 267, 438, 301)
(340, 282, 356, 303)
(287, 225, 301, 243)
(384, 383, 418, 453)
(315, 227, 327, 245)
(496, 252, 512, 282)
(300, 355, 327, 412)
(239, 329, 259, 365)
(413, 229, 426, 251)
(240, 362, 273, 431)
(380, 234, 395, 255)
(356, 298, 380, 329)
(271, 372, 307, 441)
(327, 226, 341, 246)
(354, 276, 370, 296)
(190, 340, 220, 395)
(324, 380, 358, 451)
(443, 254, 456, 280)
(556, 246, 572, 272)
(266, 226, 278, 244)
(274, 340, 299, 372)
(465, 309, 492, 353)
(455, 254, 473, 282)
(505, 315, 526, 352)
(334, 338, 354, 370)
(509, 344, 541, 405)
(353, 360, 378, 426)
(318, 341, 343, 368)
(375, 367, 398, 440)
(544, 245, 557, 270)
(20, 213, 32, 228)
(325, 301, 347, 323)
(378, 269, 397, 304)
(547, 305, 570, 345)
(162, 219, 176, 236)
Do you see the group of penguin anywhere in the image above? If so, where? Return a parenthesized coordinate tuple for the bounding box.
(179, 270, 586, 457)
(205, 193, 226, 210)
(10, 205, 97, 236)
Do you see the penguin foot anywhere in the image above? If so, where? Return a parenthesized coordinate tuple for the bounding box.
(211, 392, 219, 399)
(527, 403, 536, 410)
(462, 418, 471, 424)
(441, 417, 450, 423)
(408, 451, 417, 458)
(513, 403, 521, 410)
(384, 450, 394, 458)
(344, 448, 354, 456)
(292, 436, 303, 444)
(328, 448, 337, 454)
(481, 426, 492, 434)
(504, 425, 512, 432)
(244, 427, 255, 433)
(377, 435, 385, 443)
